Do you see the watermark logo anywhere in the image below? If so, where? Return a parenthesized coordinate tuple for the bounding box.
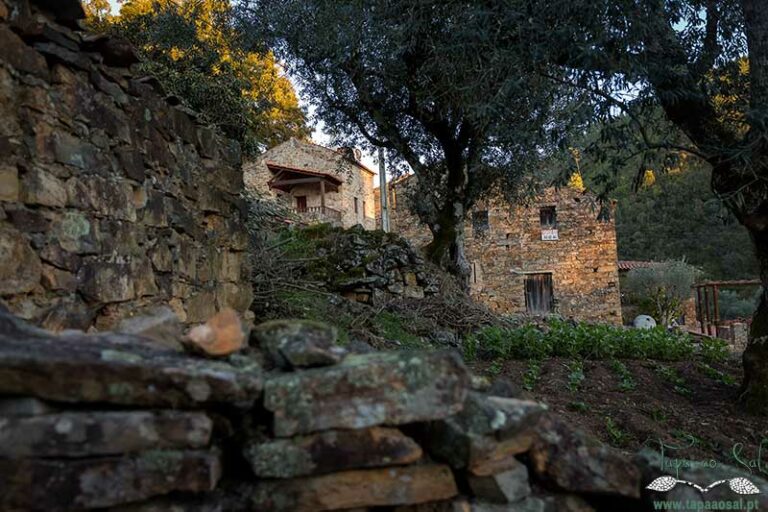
(647, 475, 761, 495)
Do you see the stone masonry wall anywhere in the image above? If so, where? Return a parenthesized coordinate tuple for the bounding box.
(0, 0, 252, 330)
(380, 178, 623, 324)
(244, 138, 376, 229)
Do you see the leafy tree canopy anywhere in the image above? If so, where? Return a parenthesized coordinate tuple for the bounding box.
(86, 0, 309, 154)
(238, 0, 579, 277)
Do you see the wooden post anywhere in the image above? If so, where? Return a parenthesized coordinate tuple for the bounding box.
(703, 286, 712, 335)
(378, 147, 390, 232)
(696, 286, 704, 333)
(320, 180, 326, 212)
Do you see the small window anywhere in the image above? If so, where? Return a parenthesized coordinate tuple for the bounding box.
(363, 200, 367, 217)
(354, 197, 359, 214)
(540, 206, 558, 241)
(472, 210, 489, 237)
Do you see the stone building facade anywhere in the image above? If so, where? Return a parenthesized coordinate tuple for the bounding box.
(0, 0, 252, 330)
(244, 138, 377, 230)
(377, 177, 623, 324)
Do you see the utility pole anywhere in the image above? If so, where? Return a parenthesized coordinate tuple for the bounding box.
(378, 147, 390, 232)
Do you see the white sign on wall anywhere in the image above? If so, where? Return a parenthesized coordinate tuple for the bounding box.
(541, 228, 559, 241)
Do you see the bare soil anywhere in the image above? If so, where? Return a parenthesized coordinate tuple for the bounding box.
(471, 357, 768, 466)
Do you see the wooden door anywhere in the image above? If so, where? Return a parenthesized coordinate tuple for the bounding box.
(525, 273, 554, 314)
(296, 196, 307, 212)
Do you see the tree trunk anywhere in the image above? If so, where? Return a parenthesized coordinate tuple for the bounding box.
(740, 218, 768, 414)
(424, 202, 471, 286)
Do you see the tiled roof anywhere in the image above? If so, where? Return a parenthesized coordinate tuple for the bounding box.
(618, 260, 657, 271)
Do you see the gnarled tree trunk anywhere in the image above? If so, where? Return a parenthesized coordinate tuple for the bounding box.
(424, 202, 471, 285)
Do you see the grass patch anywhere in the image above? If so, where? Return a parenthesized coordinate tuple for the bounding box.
(605, 416, 630, 447)
(467, 319, 694, 362)
(372, 311, 429, 350)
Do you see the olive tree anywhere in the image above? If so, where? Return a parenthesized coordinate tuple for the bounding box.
(237, 0, 574, 280)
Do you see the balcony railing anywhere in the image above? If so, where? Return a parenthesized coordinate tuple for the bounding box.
(291, 206, 343, 225)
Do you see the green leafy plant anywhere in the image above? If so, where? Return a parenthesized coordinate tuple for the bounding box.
(654, 364, 691, 397)
(523, 360, 542, 391)
(469, 319, 694, 362)
(697, 362, 737, 386)
(568, 401, 590, 413)
(610, 359, 636, 392)
(605, 416, 629, 447)
(700, 337, 730, 364)
(566, 360, 586, 392)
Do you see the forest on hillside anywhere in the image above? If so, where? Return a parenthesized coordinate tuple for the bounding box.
(611, 162, 758, 281)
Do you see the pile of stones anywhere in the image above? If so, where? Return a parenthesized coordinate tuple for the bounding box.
(0, 308, 766, 511)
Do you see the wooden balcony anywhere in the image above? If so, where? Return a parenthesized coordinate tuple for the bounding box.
(291, 206, 343, 225)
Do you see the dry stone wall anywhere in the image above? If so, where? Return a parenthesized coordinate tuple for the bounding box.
(1, 308, 766, 511)
(0, 0, 252, 330)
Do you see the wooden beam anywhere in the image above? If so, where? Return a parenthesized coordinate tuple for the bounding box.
(271, 177, 323, 187)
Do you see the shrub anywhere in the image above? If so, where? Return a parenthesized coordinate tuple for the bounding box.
(718, 288, 760, 320)
(468, 319, 694, 361)
(699, 337, 730, 363)
(623, 260, 702, 326)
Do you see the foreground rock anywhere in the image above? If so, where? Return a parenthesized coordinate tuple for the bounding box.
(245, 426, 422, 478)
(0, 450, 221, 510)
(0, 329, 262, 408)
(425, 392, 546, 475)
(264, 350, 469, 436)
(467, 458, 531, 503)
(116, 306, 184, 351)
(185, 308, 246, 356)
(0, 411, 212, 457)
(253, 319, 347, 369)
(249, 464, 458, 511)
(529, 414, 641, 498)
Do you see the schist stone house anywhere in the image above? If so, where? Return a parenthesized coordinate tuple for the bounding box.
(243, 138, 377, 230)
(377, 177, 623, 324)
(246, 140, 622, 324)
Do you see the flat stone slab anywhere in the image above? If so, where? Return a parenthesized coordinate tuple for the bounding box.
(0, 330, 262, 408)
(264, 350, 469, 436)
(424, 393, 546, 473)
(0, 410, 212, 458)
(249, 464, 458, 511)
(245, 426, 422, 478)
(253, 319, 347, 369)
(467, 458, 531, 503)
(0, 450, 221, 510)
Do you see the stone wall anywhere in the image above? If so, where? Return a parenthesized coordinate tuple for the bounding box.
(0, 0, 252, 330)
(379, 178, 623, 324)
(244, 138, 376, 229)
(2, 309, 766, 511)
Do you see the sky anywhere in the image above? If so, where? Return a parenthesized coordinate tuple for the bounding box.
(105, 0, 382, 176)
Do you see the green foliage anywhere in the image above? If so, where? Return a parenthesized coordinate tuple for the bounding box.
(108, 0, 308, 154)
(244, 0, 574, 274)
(718, 289, 761, 320)
(699, 337, 730, 364)
(566, 360, 586, 392)
(697, 362, 737, 387)
(605, 417, 629, 447)
(523, 360, 542, 391)
(654, 364, 691, 397)
(609, 360, 636, 392)
(612, 163, 758, 281)
(373, 311, 427, 350)
(468, 319, 694, 362)
(568, 401, 590, 413)
(623, 260, 702, 326)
